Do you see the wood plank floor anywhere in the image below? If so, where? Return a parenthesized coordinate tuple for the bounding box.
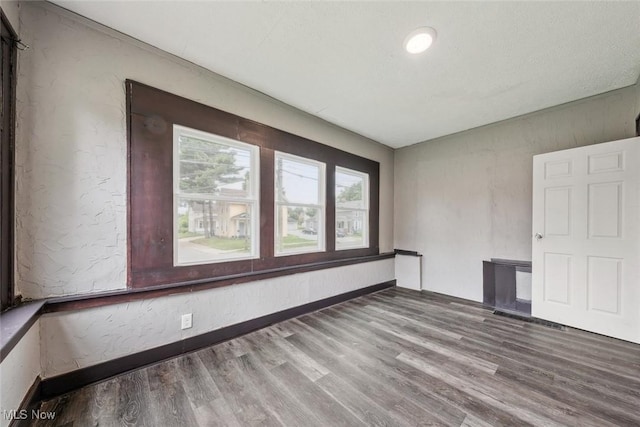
(31, 288, 640, 426)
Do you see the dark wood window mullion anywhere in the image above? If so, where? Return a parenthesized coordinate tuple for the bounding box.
(369, 164, 380, 251)
(326, 163, 336, 252)
(258, 148, 275, 261)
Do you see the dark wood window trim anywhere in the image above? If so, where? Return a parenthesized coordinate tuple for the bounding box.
(127, 80, 380, 289)
(1, 10, 17, 311)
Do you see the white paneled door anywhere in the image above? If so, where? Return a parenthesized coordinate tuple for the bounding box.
(532, 137, 640, 344)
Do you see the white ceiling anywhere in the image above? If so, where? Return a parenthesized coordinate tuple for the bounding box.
(52, 1, 640, 149)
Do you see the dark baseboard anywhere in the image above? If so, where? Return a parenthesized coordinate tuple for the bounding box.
(39, 280, 395, 400)
(8, 376, 42, 427)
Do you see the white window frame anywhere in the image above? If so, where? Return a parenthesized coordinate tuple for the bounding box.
(335, 166, 369, 250)
(274, 151, 326, 256)
(173, 125, 260, 266)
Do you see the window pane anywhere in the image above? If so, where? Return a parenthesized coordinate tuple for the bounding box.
(176, 198, 254, 264)
(336, 209, 367, 249)
(178, 133, 253, 197)
(336, 169, 366, 209)
(276, 156, 321, 204)
(276, 206, 321, 254)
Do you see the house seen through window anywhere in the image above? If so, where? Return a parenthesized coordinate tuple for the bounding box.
(275, 152, 326, 255)
(336, 167, 369, 250)
(173, 125, 259, 266)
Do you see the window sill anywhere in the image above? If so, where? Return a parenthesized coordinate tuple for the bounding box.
(0, 300, 45, 363)
(49, 252, 395, 312)
(0, 252, 394, 364)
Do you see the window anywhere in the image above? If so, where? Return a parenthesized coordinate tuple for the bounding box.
(1, 12, 17, 311)
(173, 125, 259, 265)
(275, 152, 325, 255)
(127, 80, 379, 289)
(336, 167, 369, 250)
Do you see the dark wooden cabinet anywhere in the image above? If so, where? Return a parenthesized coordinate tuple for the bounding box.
(483, 259, 531, 316)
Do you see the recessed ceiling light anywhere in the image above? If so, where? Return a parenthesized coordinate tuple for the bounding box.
(404, 27, 437, 54)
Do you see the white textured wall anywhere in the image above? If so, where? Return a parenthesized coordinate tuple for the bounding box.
(395, 86, 640, 301)
(1, 1, 20, 32)
(0, 322, 40, 427)
(395, 255, 421, 290)
(40, 258, 394, 377)
(15, 1, 394, 299)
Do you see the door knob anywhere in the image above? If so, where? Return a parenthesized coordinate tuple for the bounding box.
(534, 233, 543, 240)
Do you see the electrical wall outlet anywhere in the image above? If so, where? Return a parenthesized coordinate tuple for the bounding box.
(181, 313, 193, 330)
